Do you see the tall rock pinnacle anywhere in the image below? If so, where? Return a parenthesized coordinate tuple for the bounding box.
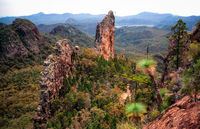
(95, 10, 115, 60)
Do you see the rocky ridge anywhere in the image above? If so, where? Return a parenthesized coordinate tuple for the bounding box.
(143, 95, 200, 129)
(33, 39, 79, 128)
(0, 18, 42, 59)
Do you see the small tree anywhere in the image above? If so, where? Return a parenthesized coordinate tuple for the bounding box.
(156, 19, 188, 87)
(147, 43, 149, 60)
(170, 19, 188, 70)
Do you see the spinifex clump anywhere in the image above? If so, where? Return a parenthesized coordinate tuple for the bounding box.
(139, 59, 156, 75)
(125, 102, 146, 123)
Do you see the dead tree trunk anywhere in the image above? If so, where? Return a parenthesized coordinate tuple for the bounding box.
(148, 71, 162, 109)
(160, 54, 170, 88)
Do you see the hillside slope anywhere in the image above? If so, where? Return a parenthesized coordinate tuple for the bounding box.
(0, 18, 54, 74)
(49, 24, 94, 47)
(0, 18, 41, 59)
(115, 26, 169, 58)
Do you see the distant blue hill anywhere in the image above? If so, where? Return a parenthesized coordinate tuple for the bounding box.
(0, 12, 105, 25)
(116, 12, 200, 30)
(1, 12, 199, 33)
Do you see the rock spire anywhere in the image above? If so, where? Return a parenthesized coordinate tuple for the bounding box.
(95, 10, 115, 60)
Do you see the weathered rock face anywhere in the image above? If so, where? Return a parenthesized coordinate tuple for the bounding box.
(0, 26, 28, 58)
(0, 18, 42, 59)
(95, 10, 115, 60)
(192, 22, 200, 42)
(33, 39, 78, 128)
(143, 95, 200, 129)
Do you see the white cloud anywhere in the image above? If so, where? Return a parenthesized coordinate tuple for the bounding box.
(0, 0, 200, 17)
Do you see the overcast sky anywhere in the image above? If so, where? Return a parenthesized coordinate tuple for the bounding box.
(0, 0, 200, 17)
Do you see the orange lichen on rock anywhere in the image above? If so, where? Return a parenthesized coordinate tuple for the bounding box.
(95, 10, 115, 60)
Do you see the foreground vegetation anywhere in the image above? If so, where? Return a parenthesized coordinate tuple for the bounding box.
(0, 66, 42, 129)
(46, 49, 159, 128)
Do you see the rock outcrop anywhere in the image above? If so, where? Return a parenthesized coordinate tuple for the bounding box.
(0, 26, 28, 58)
(33, 39, 79, 129)
(12, 18, 41, 52)
(192, 22, 200, 42)
(95, 10, 115, 60)
(143, 95, 200, 129)
(0, 18, 42, 59)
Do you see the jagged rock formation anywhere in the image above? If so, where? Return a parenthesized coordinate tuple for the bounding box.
(33, 39, 79, 128)
(95, 10, 115, 60)
(143, 95, 200, 129)
(0, 18, 42, 58)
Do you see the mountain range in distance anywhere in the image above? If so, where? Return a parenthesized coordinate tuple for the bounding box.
(0, 11, 199, 60)
(0, 12, 200, 35)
